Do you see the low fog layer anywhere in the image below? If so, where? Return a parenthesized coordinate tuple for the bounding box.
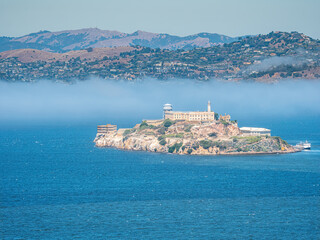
(0, 79, 319, 127)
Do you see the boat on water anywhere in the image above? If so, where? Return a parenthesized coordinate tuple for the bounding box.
(295, 141, 311, 150)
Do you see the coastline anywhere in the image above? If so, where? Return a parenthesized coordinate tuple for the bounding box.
(95, 143, 300, 156)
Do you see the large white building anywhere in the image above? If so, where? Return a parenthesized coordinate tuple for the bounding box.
(164, 101, 215, 122)
(240, 127, 271, 136)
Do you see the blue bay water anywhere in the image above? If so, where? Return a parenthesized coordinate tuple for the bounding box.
(1, 117, 320, 239)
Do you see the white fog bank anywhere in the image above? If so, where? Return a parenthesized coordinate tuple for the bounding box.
(0, 79, 319, 126)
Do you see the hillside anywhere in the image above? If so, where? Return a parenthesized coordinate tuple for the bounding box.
(0, 31, 319, 82)
(0, 28, 239, 52)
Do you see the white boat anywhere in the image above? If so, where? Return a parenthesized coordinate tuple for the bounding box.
(295, 141, 311, 150)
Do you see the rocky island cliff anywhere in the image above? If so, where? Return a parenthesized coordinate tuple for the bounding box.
(94, 119, 296, 155)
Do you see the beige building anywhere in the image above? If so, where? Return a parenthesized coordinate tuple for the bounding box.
(97, 124, 117, 135)
(220, 114, 231, 122)
(164, 101, 215, 122)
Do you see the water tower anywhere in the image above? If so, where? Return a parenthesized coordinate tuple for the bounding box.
(163, 103, 173, 119)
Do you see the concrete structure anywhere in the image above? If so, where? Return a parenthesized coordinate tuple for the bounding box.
(220, 113, 231, 122)
(143, 119, 164, 126)
(240, 127, 271, 136)
(97, 124, 117, 135)
(164, 101, 215, 122)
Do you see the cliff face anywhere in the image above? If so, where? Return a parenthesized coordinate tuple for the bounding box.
(94, 120, 296, 155)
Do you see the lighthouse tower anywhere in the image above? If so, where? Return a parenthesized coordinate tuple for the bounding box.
(207, 101, 211, 112)
(163, 103, 173, 119)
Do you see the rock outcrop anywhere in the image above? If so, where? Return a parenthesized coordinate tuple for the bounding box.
(94, 119, 296, 155)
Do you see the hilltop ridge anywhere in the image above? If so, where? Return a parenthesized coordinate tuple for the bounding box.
(1, 31, 319, 82)
(0, 28, 239, 52)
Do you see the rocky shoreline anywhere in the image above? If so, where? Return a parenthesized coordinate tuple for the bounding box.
(94, 119, 297, 155)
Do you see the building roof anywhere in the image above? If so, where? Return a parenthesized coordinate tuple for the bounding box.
(169, 111, 213, 114)
(240, 127, 271, 132)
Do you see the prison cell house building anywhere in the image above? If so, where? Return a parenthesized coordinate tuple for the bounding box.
(164, 101, 215, 122)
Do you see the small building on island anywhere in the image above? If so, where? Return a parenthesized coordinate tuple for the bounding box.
(164, 101, 215, 122)
(97, 124, 117, 135)
(220, 113, 231, 122)
(240, 127, 271, 136)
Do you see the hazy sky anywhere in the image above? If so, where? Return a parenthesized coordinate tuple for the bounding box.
(1, 0, 320, 38)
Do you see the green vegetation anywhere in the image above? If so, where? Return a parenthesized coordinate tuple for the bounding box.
(86, 47, 93, 52)
(163, 119, 174, 128)
(138, 121, 158, 131)
(214, 113, 219, 120)
(213, 141, 227, 150)
(198, 139, 227, 150)
(233, 136, 262, 144)
(200, 140, 213, 149)
(123, 129, 134, 136)
(159, 139, 166, 145)
(208, 132, 217, 137)
(243, 147, 250, 152)
(192, 143, 200, 150)
(272, 136, 285, 150)
(162, 133, 184, 138)
(158, 135, 165, 141)
(145, 132, 155, 136)
(158, 127, 166, 135)
(2, 31, 319, 82)
(158, 135, 167, 145)
(123, 129, 131, 136)
(168, 146, 175, 153)
(139, 121, 149, 130)
(272, 136, 288, 146)
(184, 125, 193, 132)
(187, 149, 193, 154)
(220, 119, 229, 126)
(281, 139, 288, 146)
(168, 142, 183, 153)
(246, 136, 262, 144)
(123, 135, 129, 142)
(124, 128, 137, 135)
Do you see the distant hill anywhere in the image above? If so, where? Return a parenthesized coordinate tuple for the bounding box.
(0, 28, 242, 53)
(1, 31, 319, 82)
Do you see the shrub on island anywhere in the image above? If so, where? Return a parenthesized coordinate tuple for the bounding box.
(168, 142, 183, 153)
(163, 119, 174, 128)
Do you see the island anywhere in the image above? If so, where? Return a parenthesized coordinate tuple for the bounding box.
(94, 102, 297, 155)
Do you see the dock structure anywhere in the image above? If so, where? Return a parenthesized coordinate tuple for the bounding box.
(240, 127, 271, 136)
(97, 124, 117, 135)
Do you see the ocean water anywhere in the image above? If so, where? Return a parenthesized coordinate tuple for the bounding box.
(0, 118, 320, 239)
